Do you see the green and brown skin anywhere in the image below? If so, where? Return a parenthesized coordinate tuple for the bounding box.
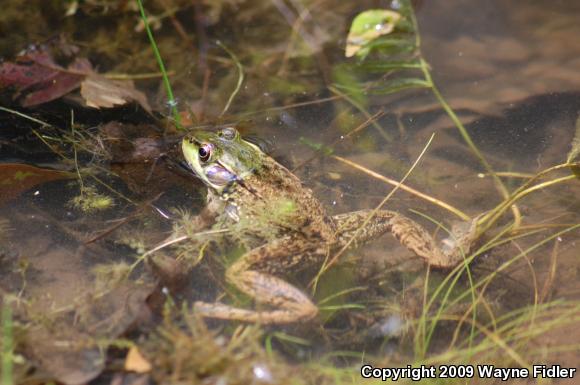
(182, 127, 474, 324)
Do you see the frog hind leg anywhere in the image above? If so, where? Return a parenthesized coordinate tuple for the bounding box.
(194, 237, 321, 324)
(332, 210, 476, 268)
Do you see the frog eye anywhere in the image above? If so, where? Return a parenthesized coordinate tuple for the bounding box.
(198, 143, 212, 162)
(220, 127, 237, 140)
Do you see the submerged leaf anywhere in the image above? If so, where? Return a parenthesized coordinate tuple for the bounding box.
(80, 75, 151, 112)
(346, 9, 402, 58)
(0, 163, 72, 206)
(25, 327, 105, 385)
(21, 60, 89, 107)
(24, 282, 155, 385)
(0, 39, 150, 110)
(0, 45, 90, 106)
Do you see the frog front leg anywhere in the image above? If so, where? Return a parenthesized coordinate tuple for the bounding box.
(194, 236, 322, 324)
(333, 210, 477, 268)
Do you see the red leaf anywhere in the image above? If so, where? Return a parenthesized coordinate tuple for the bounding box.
(0, 42, 92, 106)
(0, 60, 57, 89)
(22, 71, 85, 107)
(0, 39, 150, 110)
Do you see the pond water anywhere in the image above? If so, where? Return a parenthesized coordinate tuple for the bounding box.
(0, 0, 579, 384)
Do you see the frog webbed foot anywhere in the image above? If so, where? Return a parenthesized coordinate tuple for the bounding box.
(441, 219, 479, 257)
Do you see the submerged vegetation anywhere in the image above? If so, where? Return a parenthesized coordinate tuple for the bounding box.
(0, 0, 579, 384)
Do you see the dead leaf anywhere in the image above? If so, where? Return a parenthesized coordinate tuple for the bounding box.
(22, 281, 155, 384)
(80, 75, 151, 112)
(22, 57, 92, 107)
(0, 40, 91, 106)
(0, 163, 72, 206)
(125, 346, 152, 373)
(1, 38, 151, 111)
(25, 326, 105, 385)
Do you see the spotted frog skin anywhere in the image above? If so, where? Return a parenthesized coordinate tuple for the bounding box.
(182, 127, 475, 324)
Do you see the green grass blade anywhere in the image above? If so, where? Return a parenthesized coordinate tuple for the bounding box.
(135, 0, 184, 130)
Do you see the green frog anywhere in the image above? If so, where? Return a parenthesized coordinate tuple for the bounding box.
(181, 127, 475, 324)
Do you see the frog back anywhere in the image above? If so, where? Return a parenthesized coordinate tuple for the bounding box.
(230, 155, 336, 242)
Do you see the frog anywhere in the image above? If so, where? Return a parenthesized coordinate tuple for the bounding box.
(181, 126, 476, 324)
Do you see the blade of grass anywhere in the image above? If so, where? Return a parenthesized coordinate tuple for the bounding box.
(292, 110, 385, 172)
(331, 154, 470, 221)
(409, 2, 522, 229)
(480, 175, 576, 236)
(0, 106, 51, 127)
(539, 239, 559, 303)
(418, 56, 523, 228)
(438, 225, 580, 316)
(317, 286, 367, 306)
(415, 223, 516, 356)
(478, 163, 578, 234)
(409, 212, 478, 359)
(135, 0, 184, 130)
(217, 41, 244, 117)
(328, 85, 392, 142)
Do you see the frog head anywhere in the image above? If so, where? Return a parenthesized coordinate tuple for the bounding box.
(182, 127, 263, 194)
